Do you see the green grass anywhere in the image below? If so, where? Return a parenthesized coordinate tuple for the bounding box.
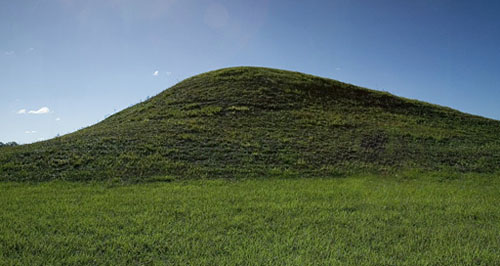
(1, 175, 500, 265)
(2, 67, 499, 264)
(2, 67, 500, 181)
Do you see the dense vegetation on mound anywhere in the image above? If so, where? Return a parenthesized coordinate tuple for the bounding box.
(0, 142, 18, 147)
(1, 67, 500, 181)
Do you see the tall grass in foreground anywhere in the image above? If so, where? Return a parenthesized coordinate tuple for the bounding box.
(1, 175, 499, 265)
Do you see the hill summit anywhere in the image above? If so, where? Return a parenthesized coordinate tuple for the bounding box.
(1, 67, 499, 181)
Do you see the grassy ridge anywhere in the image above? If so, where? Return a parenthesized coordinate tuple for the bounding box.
(2, 67, 500, 181)
(1, 176, 499, 265)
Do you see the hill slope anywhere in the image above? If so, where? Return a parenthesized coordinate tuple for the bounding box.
(1, 67, 500, 181)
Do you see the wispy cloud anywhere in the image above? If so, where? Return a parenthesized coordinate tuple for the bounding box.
(166, 71, 172, 76)
(29, 107, 50, 114)
(24, 130, 37, 134)
(153, 70, 159, 76)
(4, 51, 15, 56)
(18, 107, 51, 115)
(26, 47, 35, 53)
(55, 117, 61, 121)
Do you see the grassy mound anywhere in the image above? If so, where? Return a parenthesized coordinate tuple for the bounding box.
(1, 67, 499, 181)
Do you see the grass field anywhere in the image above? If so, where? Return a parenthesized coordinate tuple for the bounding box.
(1, 174, 499, 265)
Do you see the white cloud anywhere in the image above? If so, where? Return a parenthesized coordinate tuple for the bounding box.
(153, 70, 159, 76)
(56, 117, 61, 121)
(28, 107, 50, 114)
(26, 48, 35, 53)
(166, 71, 172, 76)
(18, 107, 51, 115)
(24, 130, 37, 134)
(4, 51, 15, 56)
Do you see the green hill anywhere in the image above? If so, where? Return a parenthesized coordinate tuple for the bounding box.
(1, 67, 499, 181)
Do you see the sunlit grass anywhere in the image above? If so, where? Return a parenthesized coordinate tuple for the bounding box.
(1, 175, 499, 265)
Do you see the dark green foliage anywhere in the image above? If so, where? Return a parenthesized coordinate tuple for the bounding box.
(1, 67, 500, 181)
(0, 142, 18, 147)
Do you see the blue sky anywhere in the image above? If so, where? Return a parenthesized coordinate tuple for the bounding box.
(2, 0, 500, 143)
